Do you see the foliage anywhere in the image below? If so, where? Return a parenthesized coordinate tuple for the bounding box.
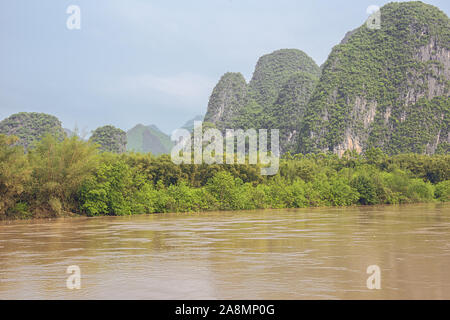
(80, 158, 134, 216)
(298, 2, 450, 155)
(28, 135, 99, 216)
(435, 180, 450, 201)
(203, 72, 249, 128)
(204, 49, 321, 152)
(351, 175, 378, 205)
(0, 112, 65, 150)
(0, 134, 448, 219)
(0, 135, 31, 217)
(248, 49, 321, 109)
(90, 125, 127, 153)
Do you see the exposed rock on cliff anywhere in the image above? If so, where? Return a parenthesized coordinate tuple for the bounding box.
(204, 49, 321, 152)
(298, 2, 449, 155)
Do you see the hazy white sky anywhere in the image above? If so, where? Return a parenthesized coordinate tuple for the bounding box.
(0, 0, 449, 134)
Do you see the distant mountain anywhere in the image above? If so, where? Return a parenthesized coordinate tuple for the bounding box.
(181, 115, 204, 132)
(0, 112, 65, 150)
(90, 125, 127, 153)
(127, 124, 173, 155)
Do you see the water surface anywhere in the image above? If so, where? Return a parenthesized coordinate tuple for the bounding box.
(0, 203, 449, 299)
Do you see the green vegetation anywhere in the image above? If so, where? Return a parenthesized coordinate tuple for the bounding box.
(204, 72, 249, 128)
(90, 125, 127, 153)
(388, 96, 449, 154)
(127, 124, 174, 155)
(267, 72, 319, 152)
(299, 2, 450, 154)
(204, 49, 321, 152)
(1, 134, 98, 218)
(0, 112, 65, 150)
(0, 135, 31, 217)
(1, 133, 448, 219)
(203, 3, 449, 156)
(248, 49, 321, 109)
(1, 3, 448, 221)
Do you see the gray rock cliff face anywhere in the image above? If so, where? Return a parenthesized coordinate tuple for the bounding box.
(298, 2, 449, 155)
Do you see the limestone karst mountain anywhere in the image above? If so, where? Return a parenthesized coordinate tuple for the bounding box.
(204, 72, 249, 129)
(298, 1, 449, 155)
(0, 112, 65, 150)
(204, 2, 449, 156)
(90, 125, 127, 154)
(204, 49, 321, 152)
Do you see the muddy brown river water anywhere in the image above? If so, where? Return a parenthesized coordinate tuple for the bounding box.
(0, 203, 449, 299)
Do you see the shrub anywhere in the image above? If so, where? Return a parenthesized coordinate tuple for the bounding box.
(435, 180, 450, 202)
(351, 175, 378, 205)
(406, 179, 435, 202)
(206, 171, 245, 210)
(79, 160, 133, 216)
(6, 202, 31, 219)
(0, 135, 30, 217)
(329, 177, 359, 206)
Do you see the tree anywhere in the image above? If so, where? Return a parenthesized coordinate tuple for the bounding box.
(0, 135, 31, 217)
(28, 135, 99, 215)
(90, 125, 127, 153)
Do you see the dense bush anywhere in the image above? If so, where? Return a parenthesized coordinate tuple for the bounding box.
(435, 180, 450, 202)
(89, 125, 127, 153)
(0, 135, 31, 217)
(0, 112, 66, 150)
(28, 135, 99, 215)
(0, 134, 448, 219)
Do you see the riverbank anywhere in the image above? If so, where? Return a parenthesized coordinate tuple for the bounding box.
(1, 134, 449, 220)
(1, 202, 449, 224)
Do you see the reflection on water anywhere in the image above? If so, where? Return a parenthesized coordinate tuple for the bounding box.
(0, 203, 449, 299)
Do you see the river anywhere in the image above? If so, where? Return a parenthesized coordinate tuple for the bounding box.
(0, 203, 449, 299)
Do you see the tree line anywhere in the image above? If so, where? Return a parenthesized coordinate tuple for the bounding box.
(0, 134, 448, 219)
